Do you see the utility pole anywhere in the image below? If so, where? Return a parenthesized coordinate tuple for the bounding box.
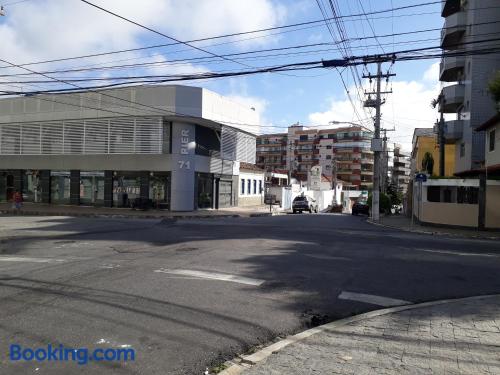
(332, 152, 337, 204)
(363, 58, 395, 221)
(438, 94, 446, 177)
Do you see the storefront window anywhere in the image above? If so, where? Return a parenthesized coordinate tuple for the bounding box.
(50, 171, 70, 204)
(23, 170, 42, 202)
(112, 174, 141, 208)
(197, 173, 213, 209)
(80, 172, 104, 206)
(149, 173, 170, 209)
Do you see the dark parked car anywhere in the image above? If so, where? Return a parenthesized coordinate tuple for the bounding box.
(352, 200, 369, 215)
(292, 195, 318, 214)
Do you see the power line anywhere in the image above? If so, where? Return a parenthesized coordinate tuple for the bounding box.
(0, 1, 447, 70)
(79, 0, 254, 70)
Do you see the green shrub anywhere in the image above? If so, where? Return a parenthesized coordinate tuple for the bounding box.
(367, 192, 391, 214)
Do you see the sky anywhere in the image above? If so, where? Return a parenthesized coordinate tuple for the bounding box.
(0, 0, 445, 151)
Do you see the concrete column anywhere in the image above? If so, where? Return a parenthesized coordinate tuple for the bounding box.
(170, 122, 196, 211)
(13, 170, 23, 193)
(140, 171, 150, 207)
(0, 172, 5, 201)
(70, 170, 80, 205)
(40, 170, 51, 203)
(104, 170, 113, 208)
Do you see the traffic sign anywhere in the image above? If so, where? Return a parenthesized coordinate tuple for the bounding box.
(415, 173, 427, 182)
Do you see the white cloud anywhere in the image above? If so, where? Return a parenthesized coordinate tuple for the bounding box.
(308, 64, 441, 151)
(423, 62, 440, 82)
(0, 0, 287, 93)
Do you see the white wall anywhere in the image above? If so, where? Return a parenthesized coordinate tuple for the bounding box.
(239, 171, 264, 197)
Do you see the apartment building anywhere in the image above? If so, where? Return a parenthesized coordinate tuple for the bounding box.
(255, 133, 288, 171)
(256, 125, 374, 191)
(391, 144, 411, 194)
(439, 0, 500, 174)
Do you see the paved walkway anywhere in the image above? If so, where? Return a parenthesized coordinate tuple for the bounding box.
(0, 202, 284, 219)
(372, 215, 500, 240)
(229, 295, 500, 375)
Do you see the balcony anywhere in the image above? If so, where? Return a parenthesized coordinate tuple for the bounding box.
(439, 56, 465, 82)
(443, 119, 465, 143)
(441, 0, 461, 17)
(441, 12, 466, 49)
(439, 83, 465, 113)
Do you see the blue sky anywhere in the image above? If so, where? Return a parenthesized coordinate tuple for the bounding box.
(0, 0, 444, 149)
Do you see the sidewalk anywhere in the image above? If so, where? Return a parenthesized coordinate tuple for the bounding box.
(370, 215, 500, 240)
(0, 202, 285, 220)
(221, 295, 500, 375)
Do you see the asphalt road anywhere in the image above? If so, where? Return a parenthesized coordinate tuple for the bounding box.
(0, 213, 499, 375)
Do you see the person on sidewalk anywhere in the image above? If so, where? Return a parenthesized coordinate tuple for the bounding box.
(12, 190, 23, 211)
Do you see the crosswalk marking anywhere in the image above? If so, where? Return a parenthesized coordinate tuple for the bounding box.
(338, 291, 410, 307)
(154, 268, 265, 286)
(0, 256, 66, 263)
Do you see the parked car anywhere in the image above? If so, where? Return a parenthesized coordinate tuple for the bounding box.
(292, 195, 318, 214)
(352, 200, 369, 215)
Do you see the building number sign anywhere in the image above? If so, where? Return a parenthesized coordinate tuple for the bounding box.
(178, 129, 191, 169)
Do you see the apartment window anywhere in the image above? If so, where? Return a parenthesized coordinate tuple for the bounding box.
(241, 179, 245, 195)
(259, 180, 262, 194)
(299, 135, 308, 141)
(247, 180, 251, 195)
(326, 155, 332, 160)
(326, 145, 332, 149)
(489, 129, 496, 152)
(427, 186, 440, 202)
(460, 143, 465, 157)
(328, 134, 335, 139)
(253, 180, 257, 194)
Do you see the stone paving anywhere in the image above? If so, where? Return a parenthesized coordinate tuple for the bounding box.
(0, 202, 283, 219)
(374, 215, 500, 240)
(240, 296, 500, 375)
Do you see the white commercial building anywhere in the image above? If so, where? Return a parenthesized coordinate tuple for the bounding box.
(0, 85, 258, 211)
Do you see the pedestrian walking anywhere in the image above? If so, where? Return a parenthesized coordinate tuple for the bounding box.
(13, 190, 23, 210)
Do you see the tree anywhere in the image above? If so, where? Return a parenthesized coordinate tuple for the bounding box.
(422, 152, 434, 175)
(488, 70, 500, 111)
(367, 192, 391, 214)
(386, 181, 403, 206)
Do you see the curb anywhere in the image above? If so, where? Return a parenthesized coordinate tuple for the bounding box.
(0, 210, 284, 221)
(217, 294, 500, 375)
(366, 218, 500, 241)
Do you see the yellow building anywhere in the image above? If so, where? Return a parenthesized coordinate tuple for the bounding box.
(411, 128, 455, 176)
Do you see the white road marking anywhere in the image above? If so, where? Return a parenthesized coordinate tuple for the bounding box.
(416, 248, 499, 257)
(338, 291, 410, 307)
(99, 264, 121, 269)
(303, 254, 350, 261)
(0, 256, 66, 263)
(154, 268, 264, 286)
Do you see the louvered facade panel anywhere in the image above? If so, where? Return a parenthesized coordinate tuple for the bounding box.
(221, 126, 237, 161)
(63, 120, 84, 154)
(0, 116, 166, 155)
(41, 121, 63, 154)
(0, 124, 21, 154)
(84, 119, 109, 154)
(110, 117, 135, 154)
(135, 117, 162, 154)
(20, 123, 41, 154)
